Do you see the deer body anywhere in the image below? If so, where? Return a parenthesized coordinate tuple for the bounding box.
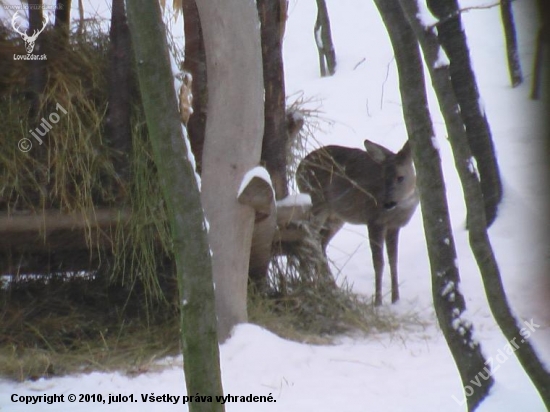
(297, 140, 418, 305)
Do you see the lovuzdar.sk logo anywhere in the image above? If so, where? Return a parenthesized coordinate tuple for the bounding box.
(12, 11, 48, 61)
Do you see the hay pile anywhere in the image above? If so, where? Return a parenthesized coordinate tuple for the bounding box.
(0, 273, 180, 381)
(0, 17, 178, 380)
(0, 19, 173, 298)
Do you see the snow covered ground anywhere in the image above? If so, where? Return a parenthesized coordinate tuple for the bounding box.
(1, 0, 548, 411)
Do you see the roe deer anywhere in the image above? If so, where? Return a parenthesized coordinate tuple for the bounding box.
(296, 139, 418, 305)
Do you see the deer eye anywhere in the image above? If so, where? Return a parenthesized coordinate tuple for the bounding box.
(397, 176, 405, 183)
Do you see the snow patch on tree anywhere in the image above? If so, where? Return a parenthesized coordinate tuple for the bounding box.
(434, 47, 450, 69)
(315, 26, 323, 49)
(416, 0, 438, 29)
(467, 157, 480, 180)
(237, 166, 274, 198)
(450, 307, 479, 346)
(181, 125, 202, 188)
(441, 280, 455, 296)
(276, 193, 312, 208)
(167, 40, 201, 188)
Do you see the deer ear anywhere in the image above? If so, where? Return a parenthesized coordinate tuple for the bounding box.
(396, 140, 412, 162)
(363, 139, 392, 163)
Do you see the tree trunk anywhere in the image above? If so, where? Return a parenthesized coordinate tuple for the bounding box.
(77, 0, 84, 37)
(500, 0, 523, 87)
(195, 0, 265, 342)
(399, 1, 550, 408)
(314, 0, 337, 77)
(126, 2, 225, 410)
(531, 0, 549, 100)
(26, 0, 46, 120)
(530, 26, 547, 100)
(54, 0, 71, 43)
(106, 0, 132, 182)
(373, 1, 492, 409)
(182, 0, 208, 174)
(257, 0, 289, 200)
(427, 0, 502, 227)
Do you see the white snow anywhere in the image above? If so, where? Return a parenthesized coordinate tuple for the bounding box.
(434, 46, 450, 69)
(468, 156, 480, 180)
(237, 166, 274, 198)
(275, 193, 312, 208)
(287, 109, 304, 126)
(314, 26, 323, 49)
(1, 0, 548, 411)
(442, 280, 456, 297)
(182, 125, 202, 189)
(416, 0, 439, 29)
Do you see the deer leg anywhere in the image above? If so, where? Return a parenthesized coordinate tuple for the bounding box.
(310, 211, 343, 279)
(308, 206, 332, 252)
(368, 224, 386, 306)
(386, 228, 400, 303)
(320, 216, 344, 251)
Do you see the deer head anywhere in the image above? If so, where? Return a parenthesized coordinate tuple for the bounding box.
(12, 11, 49, 54)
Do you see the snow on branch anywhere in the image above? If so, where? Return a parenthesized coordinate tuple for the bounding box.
(276, 193, 312, 208)
(237, 166, 275, 217)
(237, 166, 273, 198)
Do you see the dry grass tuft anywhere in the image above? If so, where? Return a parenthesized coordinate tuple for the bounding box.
(0, 19, 173, 301)
(0, 274, 180, 382)
(0, 17, 177, 381)
(285, 92, 333, 192)
(248, 211, 426, 343)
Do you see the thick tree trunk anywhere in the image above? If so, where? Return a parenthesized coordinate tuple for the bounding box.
(374, 1, 492, 409)
(500, 0, 523, 87)
(195, 0, 265, 342)
(126, 2, 225, 410)
(106, 0, 132, 181)
(314, 0, 337, 77)
(427, 0, 502, 227)
(54, 0, 71, 43)
(182, 0, 208, 174)
(400, 1, 550, 408)
(257, 0, 289, 200)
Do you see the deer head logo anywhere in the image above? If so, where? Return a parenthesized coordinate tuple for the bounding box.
(11, 11, 49, 54)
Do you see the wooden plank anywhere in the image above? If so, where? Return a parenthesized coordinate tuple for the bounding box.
(0, 209, 131, 233)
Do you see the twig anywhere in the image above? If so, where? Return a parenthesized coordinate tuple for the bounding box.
(380, 56, 394, 110)
(353, 57, 366, 70)
(428, 2, 501, 30)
